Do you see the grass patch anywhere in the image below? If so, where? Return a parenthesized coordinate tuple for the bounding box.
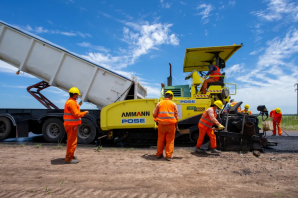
(94, 146, 103, 152)
(45, 186, 50, 194)
(258, 115, 298, 130)
(54, 143, 63, 149)
(35, 144, 42, 148)
(19, 144, 25, 147)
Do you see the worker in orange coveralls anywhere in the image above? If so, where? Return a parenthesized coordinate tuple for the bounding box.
(270, 108, 282, 136)
(64, 87, 89, 164)
(201, 64, 221, 94)
(153, 91, 179, 161)
(195, 100, 225, 154)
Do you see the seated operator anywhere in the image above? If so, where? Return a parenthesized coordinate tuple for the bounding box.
(201, 64, 221, 94)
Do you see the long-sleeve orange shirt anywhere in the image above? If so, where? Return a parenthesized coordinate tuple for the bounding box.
(270, 110, 282, 123)
(66, 98, 86, 119)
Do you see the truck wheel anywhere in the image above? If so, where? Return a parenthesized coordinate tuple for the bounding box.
(0, 117, 12, 140)
(42, 118, 66, 143)
(78, 118, 96, 144)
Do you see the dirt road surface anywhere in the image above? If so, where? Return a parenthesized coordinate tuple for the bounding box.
(0, 144, 298, 198)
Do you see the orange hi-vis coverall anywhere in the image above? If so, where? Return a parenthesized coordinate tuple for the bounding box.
(202, 65, 221, 94)
(270, 110, 282, 136)
(64, 98, 87, 162)
(196, 107, 220, 149)
(241, 109, 252, 115)
(153, 98, 178, 159)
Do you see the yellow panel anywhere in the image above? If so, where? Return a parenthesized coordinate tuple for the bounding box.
(100, 99, 158, 130)
(173, 98, 211, 120)
(183, 44, 243, 72)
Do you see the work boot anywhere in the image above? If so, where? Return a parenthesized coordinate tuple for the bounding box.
(211, 149, 221, 154)
(195, 147, 206, 153)
(271, 134, 276, 136)
(166, 158, 172, 161)
(156, 155, 163, 159)
(65, 159, 79, 164)
(73, 156, 77, 160)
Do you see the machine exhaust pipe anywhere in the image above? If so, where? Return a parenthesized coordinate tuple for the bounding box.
(167, 63, 172, 86)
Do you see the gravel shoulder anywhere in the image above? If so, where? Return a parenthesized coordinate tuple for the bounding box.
(0, 144, 298, 198)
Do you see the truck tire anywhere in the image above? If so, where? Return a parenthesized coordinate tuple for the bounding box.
(42, 118, 66, 143)
(0, 117, 12, 140)
(78, 118, 96, 144)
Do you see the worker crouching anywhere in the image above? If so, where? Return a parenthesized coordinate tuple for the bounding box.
(270, 108, 282, 136)
(196, 100, 225, 154)
(64, 87, 89, 164)
(153, 91, 179, 161)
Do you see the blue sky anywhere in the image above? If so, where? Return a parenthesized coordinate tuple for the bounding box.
(0, 0, 298, 113)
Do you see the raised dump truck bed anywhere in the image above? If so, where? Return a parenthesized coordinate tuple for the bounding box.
(0, 21, 147, 109)
(0, 20, 146, 144)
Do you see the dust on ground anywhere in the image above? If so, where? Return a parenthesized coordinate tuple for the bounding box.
(0, 144, 297, 198)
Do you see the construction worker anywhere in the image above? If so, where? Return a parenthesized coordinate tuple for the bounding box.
(201, 64, 221, 94)
(270, 108, 282, 136)
(153, 91, 178, 161)
(64, 87, 89, 164)
(224, 99, 234, 114)
(241, 104, 252, 115)
(195, 100, 225, 154)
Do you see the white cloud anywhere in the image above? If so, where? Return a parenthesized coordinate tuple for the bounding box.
(1, 85, 27, 89)
(0, 61, 36, 78)
(84, 13, 179, 97)
(180, 1, 187, 5)
(233, 28, 298, 113)
(251, 0, 298, 22)
(204, 30, 208, 36)
(160, 0, 171, 9)
(196, 3, 214, 24)
(16, 24, 91, 37)
(229, 1, 236, 6)
(77, 42, 110, 53)
(82, 21, 179, 70)
(224, 64, 247, 77)
(250, 47, 265, 55)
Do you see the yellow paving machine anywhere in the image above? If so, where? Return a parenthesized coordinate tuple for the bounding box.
(100, 44, 277, 150)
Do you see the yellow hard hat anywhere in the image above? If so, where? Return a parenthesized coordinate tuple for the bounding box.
(165, 90, 174, 97)
(69, 87, 81, 95)
(275, 108, 281, 113)
(214, 100, 223, 109)
(244, 104, 250, 109)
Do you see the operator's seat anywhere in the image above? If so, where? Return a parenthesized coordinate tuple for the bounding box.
(207, 72, 225, 88)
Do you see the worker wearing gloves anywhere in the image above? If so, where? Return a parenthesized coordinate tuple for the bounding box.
(196, 100, 225, 154)
(270, 108, 282, 136)
(64, 87, 89, 164)
(153, 91, 179, 161)
(201, 64, 221, 94)
(241, 104, 252, 115)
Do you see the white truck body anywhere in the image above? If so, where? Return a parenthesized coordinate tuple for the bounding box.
(0, 21, 147, 109)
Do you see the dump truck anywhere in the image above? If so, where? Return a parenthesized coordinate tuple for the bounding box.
(0, 20, 276, 151)
(0, 20, 147, 144)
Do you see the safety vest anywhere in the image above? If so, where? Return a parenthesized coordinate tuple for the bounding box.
(209, 65, 221, 81)
(199, 107, 217, 128)
(270, 110, 282, 123)
(241, 109, 251, 115)
(231, 102, 241, 112)
(156, 98, 177, 124)
(63, 98, 82, 125)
